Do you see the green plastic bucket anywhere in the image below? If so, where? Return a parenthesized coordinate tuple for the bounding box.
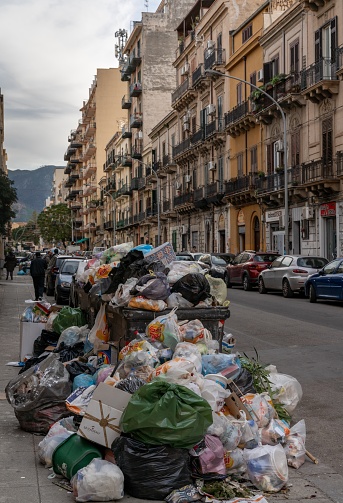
(52, 433, 102, 480)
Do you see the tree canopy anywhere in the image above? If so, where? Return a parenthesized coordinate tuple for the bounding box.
(0, 172, 17, 235)
(37, 204, 72, 248)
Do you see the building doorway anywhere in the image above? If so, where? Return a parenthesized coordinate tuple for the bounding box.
(325, 217, 337, 259)
(253, 216, 260, 252)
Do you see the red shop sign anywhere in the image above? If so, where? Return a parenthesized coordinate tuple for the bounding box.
(320, 202, 336, 217)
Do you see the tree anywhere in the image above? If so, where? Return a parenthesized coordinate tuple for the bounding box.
(37, 204, 72, 248)
(0, 172, 17, 235)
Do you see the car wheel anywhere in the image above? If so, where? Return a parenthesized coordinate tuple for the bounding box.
(258, 277, 267, 294)
(282, 279, 294, 298)
(309, 284, 317, 303)
(223, 273, 230, 288)
(243, 274, 252, 291)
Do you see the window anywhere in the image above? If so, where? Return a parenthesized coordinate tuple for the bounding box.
(315, 17, 337, 79)
(263, 56, 279, 83)
(237, 153, 243, 177)
(218, 156, 224, 191)
(237, 83, 243, 105)
(242, 24, 252, 44)
(250, 71, 257, 88)
(290, 40, 299, 73)
(162, 141, 166, 157)
(250, 146, 258, 173)
(322, 117, 333, 165)
(291, 130, 300, 166)
(217, 95, 223, 130)
(281, 256, 293, 267)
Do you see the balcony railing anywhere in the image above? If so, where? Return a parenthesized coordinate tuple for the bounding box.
(172, 138, 190, 158)
(129, 82, 142, 97)
(225, 174, 255, 195)
(204, 48, 226, 70)
(225, 101, 250, 127)
(163, 200, 170, 212)
(130, 113, 143, 128)
(121, 95, 132, 109)
(174, 192, 193, 207)
(192, 64, 205, 87)
(301, 58, 338, 89)
(172, 78, 190, 104)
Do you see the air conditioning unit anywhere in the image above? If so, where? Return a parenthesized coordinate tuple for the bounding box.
(275, 140, 284, 152)
(257, 69, 264, 82)
(185, 174, 192, 183)
(302, 206, 315, 220)
(208, 161, 216, 171)
(181, 225, 188, 234)
(279, 215, 285, 228)
(183, 113, 190, 123)
(206, 104, 216, 116)
(138, 131, 143, 139)
(181, 63, 190, 76)
(175, 181, 181, 190)
(207, 40, 215, 50)
(183, 122, 190, 132)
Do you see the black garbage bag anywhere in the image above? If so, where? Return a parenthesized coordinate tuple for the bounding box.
(115, 376, 146, 394)
(171, 273, 211, 305)
(66, 361, 97, 381)
(53, 341, 85, 363)
(130, 272, 170, 300)
(104, 250, 144, 294)
(83, 281, 93, 294)
(18, 353, 50, 374)
(33, 330, 60, 356)
(112, 436, 192, 500)
(231, 368, 256, 395)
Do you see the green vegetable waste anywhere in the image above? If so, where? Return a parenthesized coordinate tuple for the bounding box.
(120, 380, 213, 449)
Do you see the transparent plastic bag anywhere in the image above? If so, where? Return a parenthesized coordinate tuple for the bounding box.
(57, 325, 89, 348)
(202, 353, 241, 380)
(150, 358, 197, 385)
(166, 261, 205, 285)
(244, 444, 288, 492)
(205, 274, 228, 306)
(146, 308, 181, 350)
(166, 292, 193, 309)
(173, 342, 202, 373)
(201, 379, 230, 412)
(71, 459, 124, 502)
(284, 419, 306, 469)
(128, 296, 167, 312)
(224, 448, 247, 475)
(88, 304, 109, 348)
(111, 277, 137, 306)
(180, 319, 209, 344)
(260, 418, 290, 446)
(267, 370, 303, 413)
(242, 393, 276, 428)
(232, 411, 259, 450)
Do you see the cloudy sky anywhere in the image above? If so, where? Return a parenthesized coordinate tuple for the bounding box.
(0, 0, 160, 171)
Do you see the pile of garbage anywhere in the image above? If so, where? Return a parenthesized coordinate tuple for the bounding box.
(6, 297, 306, 503)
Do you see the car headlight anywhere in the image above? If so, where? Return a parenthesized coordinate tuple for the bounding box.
(61, 281, 71, 288)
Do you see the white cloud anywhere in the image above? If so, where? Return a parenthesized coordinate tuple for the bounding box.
(0, 0, 161, 170)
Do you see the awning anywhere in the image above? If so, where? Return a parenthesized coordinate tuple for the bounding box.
(75, 238, 89, 244)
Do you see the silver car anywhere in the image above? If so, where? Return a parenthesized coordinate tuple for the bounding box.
(258, 255, 328, 297)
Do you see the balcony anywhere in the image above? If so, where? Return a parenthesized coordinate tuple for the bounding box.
(171, 78, 197, 111)
(293, 158, 340, 196)
(64, 146, 76, 161)
(129, 50, 141, 68)
(70, 201, 82, 210)
(96, 225, 104, 235)
(301, 58, 339, 103)
(130, 113, 143, 129)
(104, 180, 116, 193)
(193, 187, 209, 210)
(162, 154, 177, 174)
(121, 95, 132, 109)
(84, 122, 96, 139)
(83, 163, 97, 180)
(225, 174, 257, 206)
(129, 82, 142, 97)
(120, 60, 132, 82)
(122, 154, 132, 167)
(64, 165, 72, 175)
(225, 100, 256, 137)
(70, 155, 82, 164)
(300, 0, 332, 11)
(116, 183, 132, 200)
(122, 125, 132, 139)
(204, 48, 226, 71)
(132, 141, 143, 159)
(204, 118, 226, 146)
(205, 181, 225, 205)
(131, 177, 143, 190)
(104, 220, 114, 230)
(192, 64, 208, 91)
(83, 142, 96, 161)
(173, 192, 194, 212)
(336, 45, 343, 80)
(172, 138, 190, 160)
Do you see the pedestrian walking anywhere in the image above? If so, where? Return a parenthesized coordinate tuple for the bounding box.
(30, 252, 47, 301)
(4, 251, 17, 280)
(48, 248, 59, 269)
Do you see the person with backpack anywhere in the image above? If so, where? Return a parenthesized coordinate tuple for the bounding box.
(30, 252, 47, 301)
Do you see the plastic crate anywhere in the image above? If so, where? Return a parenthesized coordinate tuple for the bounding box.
(106, 306, 230, 350)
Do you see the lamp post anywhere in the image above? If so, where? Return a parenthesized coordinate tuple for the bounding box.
(205, 69, 289, 254)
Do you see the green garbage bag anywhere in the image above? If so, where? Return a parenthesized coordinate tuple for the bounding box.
(52, 307, 86, 335)
(120, 381, 212, 449)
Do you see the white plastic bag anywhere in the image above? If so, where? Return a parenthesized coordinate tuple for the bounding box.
(201, 379, 230, 412)
(173, 342, 203, 373)
(205, 274, 228, 305)
(150, 358, 198, 385)
(38, 417, 76, 467)
(88, 304, 109, 349)
(267, 369, 303, 413)
(166, 292, 193, 308)
(224, 448, 247, 476)
(111, 277, 138, 306)
(242, 393, 276, 428)
(232, 411, 259, 449)
(244, 444, 288, 492)
(284, 419, 306, 469)
(71, 459, 124, 501)
(166, 261, 204, 284)
(180, 319, 211, 344)
(260, 418, 290, 446)
(145, 308, 181, 350)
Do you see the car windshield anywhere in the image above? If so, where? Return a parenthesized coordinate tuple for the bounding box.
(176, 255, 194, 261)
(61, 262, 80, 274)
(255, 254, 279, 262)
(211, 255, 227, 266)
(297, 257, 328, 268)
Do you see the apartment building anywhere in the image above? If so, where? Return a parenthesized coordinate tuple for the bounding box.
(64, 69, 126, 249)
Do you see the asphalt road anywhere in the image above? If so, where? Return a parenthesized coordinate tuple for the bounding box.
(224, 286, 343, 474)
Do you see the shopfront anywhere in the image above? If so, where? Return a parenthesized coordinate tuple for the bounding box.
(320, 202, 337, 259)
(265, 208, 285, 254)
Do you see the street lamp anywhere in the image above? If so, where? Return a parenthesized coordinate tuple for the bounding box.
(205, 69, 289, 254)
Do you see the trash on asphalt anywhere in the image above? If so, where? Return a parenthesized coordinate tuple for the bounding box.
(5, 241, 311, 502)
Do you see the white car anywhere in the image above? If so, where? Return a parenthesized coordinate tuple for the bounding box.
(258, 255, 328, 297)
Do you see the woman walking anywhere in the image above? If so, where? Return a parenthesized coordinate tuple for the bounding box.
(4, 251, 17, 280)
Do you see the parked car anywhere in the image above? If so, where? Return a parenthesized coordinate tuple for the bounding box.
(46, 254, 84, 296)
(304, 258, 343, 303)
(226, 251, 280, 290)
(175, 252, 195, 261)
(197, 253, 235, 285)
(258, 254, 329, 297)
(55, 259, 87, 304)
(69, 260, 89, 307)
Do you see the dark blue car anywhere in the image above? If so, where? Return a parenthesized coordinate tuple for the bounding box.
(305, 258, 343, 302)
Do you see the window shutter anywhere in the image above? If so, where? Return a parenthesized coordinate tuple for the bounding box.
(218, 157, 224, 192)
(263, 62, 272, 84)
(315, 29, 321, 63)
(267, 143, 273, 175)
(331, 17, 337, 62)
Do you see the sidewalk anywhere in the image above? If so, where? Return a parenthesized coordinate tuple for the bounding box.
(0, 272, 342, 503)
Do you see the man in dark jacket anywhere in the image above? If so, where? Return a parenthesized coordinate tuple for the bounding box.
(4, 251, 17, 280)
(30, 252, 47, 301)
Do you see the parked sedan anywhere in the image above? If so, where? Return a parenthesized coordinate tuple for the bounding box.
(305, 258, 343, 302)
(226, 251, 280, 290)
(258, 255, 328, 297)
(69, 260, 89, 307)
(197, 253, 235, 285)
(55, 259, 86, 304)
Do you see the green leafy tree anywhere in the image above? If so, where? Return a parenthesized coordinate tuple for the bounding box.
(37, 204, 72, 248)
(0, 172, 17, 235)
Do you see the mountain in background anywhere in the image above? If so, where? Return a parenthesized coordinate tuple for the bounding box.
(8, 165, 63, 222)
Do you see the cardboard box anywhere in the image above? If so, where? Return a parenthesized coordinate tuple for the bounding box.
(19, 321, 46, 361)
(224, 392, 252, 420)
(144, 242, 176, 266)
(78, 383, 131, 448)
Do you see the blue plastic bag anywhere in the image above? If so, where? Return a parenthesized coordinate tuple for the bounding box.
(202, 353, 241, 380)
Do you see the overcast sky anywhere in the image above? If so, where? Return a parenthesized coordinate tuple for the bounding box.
(0, 0, 160, 171)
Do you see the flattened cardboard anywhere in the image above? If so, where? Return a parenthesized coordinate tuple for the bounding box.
(225, 392, 252, 420)
(78, 383, 131, 447)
